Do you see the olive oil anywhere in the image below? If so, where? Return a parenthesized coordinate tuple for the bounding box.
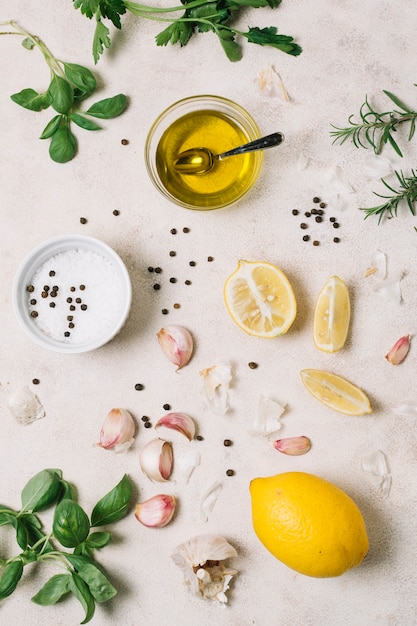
(155, 110, 260, 210)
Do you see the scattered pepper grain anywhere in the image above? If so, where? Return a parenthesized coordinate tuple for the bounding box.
(80, 217, 87, 224)
(153, 284, 161, 291)
(30, 311, 38, 318)
(226, 469, 235, 477)
(185, 280, 192, 285)
(154, 267, 162, 274)
(162, 308, 169, 315)
(333, 222, 340, 229)
(113, 210, 120, 216)
(30, 299, 37, 305)
(183, 227, 190, 233)
(141, 416, 150, 422)
(189, 260, 196, 266)
(81, 304, 88, 311)
(148, 266, 154, 273)
(320, 202, 326, 208)
(32, 378, 40, 385)
(173, 303, 180, 309)
(302, 235, 310, 242)
(169, 277, 177, 283)
(223, 439, 232, 447)
(313, 240, 320, 246)
(333, 237, 341, 243)
(135, 383, 144, 391)
(144, 422, 152, 428)
(196, 435, 204, 441)
(248, 362, 258, 369)
(300, 223, 308, 229)
(169, 251, 176, 257)
(315, 216, 323, 223)
(207, 256, 214, 262)
(170, 228, 177, 234)
(49, 302, 56, 308)
(64, 331, 70, 337)
(313, 197, 320, 203)
(121, 139, 129, 145)
(49, 270, 55, 277)
(304, 212, 311, 217)
(27, 285, 34, 293)
(163, 403, 171, 410)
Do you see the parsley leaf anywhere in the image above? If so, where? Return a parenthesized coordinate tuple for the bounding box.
(243, 26, 302, 56)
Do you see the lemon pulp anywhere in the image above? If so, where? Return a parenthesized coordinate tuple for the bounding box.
(224, 260, 297, 338)
(300, 369, 372, 415)
(313, 276, 350, 352)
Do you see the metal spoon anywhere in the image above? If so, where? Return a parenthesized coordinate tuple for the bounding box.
(173, 132, 284, 175)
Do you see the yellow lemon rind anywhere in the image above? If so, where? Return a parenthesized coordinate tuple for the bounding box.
(300, 368, 372, 416)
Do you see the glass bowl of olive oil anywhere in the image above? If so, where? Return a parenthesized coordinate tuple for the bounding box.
(145, 95, 264, 210)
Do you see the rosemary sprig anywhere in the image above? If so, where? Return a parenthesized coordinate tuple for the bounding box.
(331, 89, 417, 157)
(361, 169, 417, 223)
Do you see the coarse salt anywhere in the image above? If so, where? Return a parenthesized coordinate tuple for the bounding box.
(27, 249, 124, 345)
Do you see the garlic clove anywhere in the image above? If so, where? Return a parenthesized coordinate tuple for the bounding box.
(385, 334, 411, 365)
(134, 494, 176, 528)
(273, 436, 311, 456)
(172, 534, 238, 604)
(157, 325, 193, 370)
(155, 412, 196, 441)
(98, 408, 135, 452)
(140, 438, 173, 482)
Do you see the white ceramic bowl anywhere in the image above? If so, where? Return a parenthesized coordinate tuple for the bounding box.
(12, 235, 132, 354)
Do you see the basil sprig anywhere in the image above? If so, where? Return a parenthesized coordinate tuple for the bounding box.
(2, 21, 127, 163)
(0, 469, 132, 624)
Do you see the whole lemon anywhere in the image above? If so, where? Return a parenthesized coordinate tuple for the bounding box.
(250, 472, 369, 577)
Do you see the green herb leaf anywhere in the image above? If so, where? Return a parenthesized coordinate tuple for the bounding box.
(73, 0, 101, 19)
(21, 469, 62, 513)
(244, 26, 302, 55)
(53, 499, 90, 548)
(85, 93, 127, 119)
(48, 75, 74, 114)
(63, 63, 97, 95)
(66, 553, 98, 572)
(85, 531, 112, 548)
(49, 127, 78, 163)
(69, 572, 96, 624)
(0, 510, 17, 526)
(91, 474, 132, 527)
(155, 22, 194, 47)
(21, 549, 38, 565)
(216, 27, 242, 61)
(93, 19, 112, 64)
(77, 563, 117, 603)
(71, 113, 102, 131)
(10, 88, 50, 112)
(31, 573, 71, 605)
(0, 560, 24, 600)
(58, 479, 76, 502)
(40, 115, 63, 140)
(383, 90, 412, 114)
(22, 37, 36, 50)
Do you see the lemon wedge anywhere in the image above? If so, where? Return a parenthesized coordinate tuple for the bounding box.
(300, 369, 372, 415)
(224, 260, 297, 338)
(313, 276, 350, 352)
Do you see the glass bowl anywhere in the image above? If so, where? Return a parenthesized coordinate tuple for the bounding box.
(12, 235, 132, 354)
(145, 95, 264, 210)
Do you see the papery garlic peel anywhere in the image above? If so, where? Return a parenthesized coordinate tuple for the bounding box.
(385, 334, 411, 365)
(155, 412, 195, 441)
(140, 438, 173, 482)
(157, 325, 193, 370)
(98, 408, 135, 451)
(135, 494, 176, 528)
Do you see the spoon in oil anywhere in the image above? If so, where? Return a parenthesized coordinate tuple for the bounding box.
(173, 132, 284, 175)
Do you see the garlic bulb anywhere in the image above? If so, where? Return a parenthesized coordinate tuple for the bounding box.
(157, 325, 193, 370)
(155, 412, 196, 441)
(98, 408, 135, 453)
(140, 438, 173, 482)
(135, 494, 176, 528)
(8, 386, 45, 425)
(172, 534, 238, 604)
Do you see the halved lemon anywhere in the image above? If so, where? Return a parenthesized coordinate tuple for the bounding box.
(224, 260, 297, 338)
(300, 369, 372, 416)
(313, 276, 350, 352)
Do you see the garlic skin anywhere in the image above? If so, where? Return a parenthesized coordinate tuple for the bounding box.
(200, 481, 223, 522)
(98, 408, 135, 453)
(155, 412, 196, 441)
(390, 402, 417, 418)
(157, 325, 193, 370)
(8, 386, 45, 425)
(140, 438, 173, 482)
(385, 334, 411, 365)
(248, 395, 286, 437)
(134, 494, 176, 528)
(361, 450, 392, 498)
(172, 535, 238, 604)
(273, 436, 311, 456)
(199, 360, 232, 416)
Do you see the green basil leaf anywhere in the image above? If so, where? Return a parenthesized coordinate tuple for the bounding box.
(40, 115, 63, 140)
(21, 469, 62, 513)
(53, 499, 90, 548)
(71, 113, 102, 131)
(0, 560, 24, 600)
(48, 75, 74, 114)
(90, 475, 132, 527)
(21, 549, 38, 565)
(69, 572, 95, 624)
(10, 88, 50, 112)
(85, 94, 127, 119)
(77, 563, 116, 603)
(85, 531, 112, 549)
(13, 518, 29, 551)
(63, 63, 97, 95)
(49, 127, 77, 163)
(58, 479, 76, 501)
(66, 553, 97, 572)
(0, 511, 16, 526)
(31, 573, 71, 605)
(19, 513, 52, 552)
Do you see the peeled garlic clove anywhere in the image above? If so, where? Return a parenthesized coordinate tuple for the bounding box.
(155, 412, 195, 441)
(135, 494, 176, 528)
(157, 325, 193, 370)
(385, 334, 411, 365)
(273, 436, 311, 456)
(98, 408, 135, 452)
(172, 534, 238, 604)
(140, 438, 173, 482)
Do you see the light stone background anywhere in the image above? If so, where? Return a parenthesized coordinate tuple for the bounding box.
(1, 1, 417, 625)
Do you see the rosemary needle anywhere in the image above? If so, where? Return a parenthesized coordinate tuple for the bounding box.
(361, 169, 417, 223)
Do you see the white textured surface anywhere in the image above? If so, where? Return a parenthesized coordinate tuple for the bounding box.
(1, 1, 417, 625)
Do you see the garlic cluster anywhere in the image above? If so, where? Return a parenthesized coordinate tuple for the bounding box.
(157, 325, 193, 370)
(172, 535, 238, 604)
(98, 408, 135, 453)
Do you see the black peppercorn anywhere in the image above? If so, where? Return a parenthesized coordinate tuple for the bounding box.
(305, 212, 311, 217)
(67, 315, 73, 321)
(69, 305, 76, 311)
(49, 270, 55, 277)
(183, 227, 190, 233)
(27, 285, 35, 292)
(75, 298, 82, 304)
(162, 308, 169, 315)
(189, 261, 196, 266)
(154, 267, 162, 274)
(185, 280, 192, 285)
(41, 291, 48, 298)
(68, 322, 75, 329)
(163, 403, 171, 410)
(173, 303, 180, 309)
(32, 378, 40, 385)
(141, 415, 150, 422)
(292, 209, 299, 215)
(64, 331, 70, 337)
(248, 362, 258, 369)
(313, 240, 320, 246)
(30, 299, 36, 305)
(226, 469, 235, 477)
(148, 267, 154, 273)
(169, 277, 177, 283)
(315, 216, 323, 223)
(153, 284, 161, 291)
(196, 435, 204, 441)
(330, 217, 336, 222)
(333, 237, 341, 243)
(113, 209, 120, 216)
(144, 422, 152, 428)
(302, 235, 310, 242)
(49, 302, 56, 308)
(320, 202, 326, 208)
(67, 297, 73, 303)
(169, 251, 176, 257)
(121, 139, 129, 145)
(170, 228, 177, 234)
(223, 439, 232, 447)
(333, 222, 340, 229)
(70, 286, 76, 292)
(300, 223, 308, 229)
(313, 197, 320, 203)
(135, 383, 144, 391)
(30, 311, 38, 318)
(80, 217, 87, 224)
(79, 285, 85, 291)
